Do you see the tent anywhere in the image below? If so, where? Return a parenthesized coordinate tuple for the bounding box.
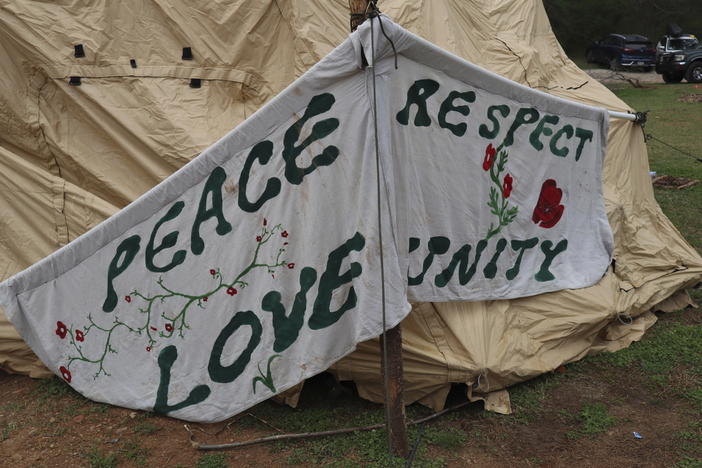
(1, 0, 700, 414)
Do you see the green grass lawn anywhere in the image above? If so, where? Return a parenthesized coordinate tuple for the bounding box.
(613, 84, 702, 253)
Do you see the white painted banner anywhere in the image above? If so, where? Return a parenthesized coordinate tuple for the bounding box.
(0, 17, 612, 422)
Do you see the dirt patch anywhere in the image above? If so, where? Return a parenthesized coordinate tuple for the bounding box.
(584, 69, 663, 86)
(449, 365, 696, 468)
(0, 372, 283, 468)
(653, 175, 700, 190)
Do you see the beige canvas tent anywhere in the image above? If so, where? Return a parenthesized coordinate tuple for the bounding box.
(1, 0, 700, 412)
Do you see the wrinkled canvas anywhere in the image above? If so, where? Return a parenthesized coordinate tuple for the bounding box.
(0, 18, 614, 421)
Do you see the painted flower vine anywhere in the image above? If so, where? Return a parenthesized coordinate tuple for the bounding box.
(482, 143, 519, 239)
(56, 219, 292, 380)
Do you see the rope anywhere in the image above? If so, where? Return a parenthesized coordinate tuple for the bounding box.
(405, 424, 425, 468)
(368, 10, 399, 70)
(646, 132, 702, 163)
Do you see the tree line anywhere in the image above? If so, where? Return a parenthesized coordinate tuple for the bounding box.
(543, 0, 702, 54)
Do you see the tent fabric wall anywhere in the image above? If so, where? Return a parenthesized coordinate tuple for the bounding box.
(1, 0, 700, 409)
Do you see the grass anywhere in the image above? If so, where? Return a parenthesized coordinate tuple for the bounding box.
(196, 453, 229, 468)
(133, 419, 161, 435)
(508, 373, 562, 423)
(33, 376, 75, 400)
(611, 83, 702, 253)
(422, 426, 467, 450)
(86, 447, 119, 468)
(1, 421, 18, 441)
(591, 319, 702, 410)
(565, 403, 617, 439)
(120, 440, 148, 466)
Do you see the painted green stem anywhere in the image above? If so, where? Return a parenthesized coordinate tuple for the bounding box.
(65, 222, 290, 379)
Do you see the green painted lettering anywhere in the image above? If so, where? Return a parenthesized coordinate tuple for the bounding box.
(238, 140, 281, 213)
(154, 345, 211, 415)
(506, 238, 539, 280)
(535, 239, 568, 282)
(145, 201, 186, 273)
(479, 105, 510, 139)
(208, 311, 262, 383)
(529, 115, 559, 151)
(408, 236, 450, 286)
(438, 90, 476, 137)
(396, 79, 440, 127)
(103, 234, 141, 312)
(434, 240, 488, 287)
(282, 93, 340, 185)
(574, 128, 593, 161)
(483, 238, 507, 279)
(549, 125, 573, 157)
(191, 166, 233, 255)
(308, 232, 365, 330)
(504, 107, 540, 147)
(262, 267, 317, 352)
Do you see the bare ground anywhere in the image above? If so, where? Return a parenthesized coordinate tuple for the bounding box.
(584, 68, 664, 86)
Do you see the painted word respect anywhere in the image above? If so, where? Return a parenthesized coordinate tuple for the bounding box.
(396, 78, 595, 161)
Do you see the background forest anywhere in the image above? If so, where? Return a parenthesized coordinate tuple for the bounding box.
(544, 0, 702, 56)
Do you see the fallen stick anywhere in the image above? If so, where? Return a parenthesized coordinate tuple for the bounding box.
(677, 180, 699, 190)
(192, 400, 471, 451)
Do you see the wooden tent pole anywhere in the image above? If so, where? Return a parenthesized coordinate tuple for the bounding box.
(349, 0, 409, 459)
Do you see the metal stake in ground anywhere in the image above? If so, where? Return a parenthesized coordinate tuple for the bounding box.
(348, 0, 410, 459)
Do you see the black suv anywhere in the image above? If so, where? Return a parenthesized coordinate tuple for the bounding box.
(586, 34, 656, 71)
(655, 29, 702, 83)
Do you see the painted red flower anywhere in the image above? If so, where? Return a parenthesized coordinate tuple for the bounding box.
(281, 231, 289, 238)
(55, 321, 68, 339)
(532, 179, 565, 228)
(263, 218, 268, 226)
(125, 295, 132, 303)
(227, 287, 238, 296)
(203, 296, 208, 302)
(288, 263, 295, 269)
(503, 174, 513, 198)
(283, 242, 288, 246)
(146, 346, 151, 352)
(256, 235, 262, 242)
(209, 268, 216, 276)
(150, 326, 157, 331)
(483, 144, 496, 171)
(75, 330, 84, 342)
(165, 323, 173, 332)
(59, 366, 71, 383)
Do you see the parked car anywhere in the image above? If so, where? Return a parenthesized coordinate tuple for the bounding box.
(585, 34, 656, 71)
(655, 30, 702, 83)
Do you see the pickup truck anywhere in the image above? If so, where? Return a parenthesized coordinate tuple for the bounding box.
(655, 32, 702, 83)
